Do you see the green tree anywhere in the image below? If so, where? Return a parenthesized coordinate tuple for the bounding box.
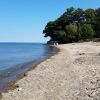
(94, 8, 100, 37)
(74, 8, 84, 22)
(43, 7, 99, 44)
(80, 24, 95, 39)
(65, 24, 79, 42)
(85, 8, 95, 23)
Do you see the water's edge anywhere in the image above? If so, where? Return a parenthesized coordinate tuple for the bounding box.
(0, 45, 60, 99)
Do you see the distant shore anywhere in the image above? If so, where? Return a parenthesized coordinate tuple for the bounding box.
(1, 42, 100, 100)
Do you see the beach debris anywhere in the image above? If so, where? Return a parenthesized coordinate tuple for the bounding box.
(18, 88, 22, 91)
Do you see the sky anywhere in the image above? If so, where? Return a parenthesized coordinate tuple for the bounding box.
(0, 0, 100, 43)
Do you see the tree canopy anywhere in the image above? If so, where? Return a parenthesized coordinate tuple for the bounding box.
(43, 7, 100, 44)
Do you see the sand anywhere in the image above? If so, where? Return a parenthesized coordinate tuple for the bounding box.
(1, 42, 100, 100)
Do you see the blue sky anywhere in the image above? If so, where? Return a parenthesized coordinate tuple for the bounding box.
(0, 0, 100, 43)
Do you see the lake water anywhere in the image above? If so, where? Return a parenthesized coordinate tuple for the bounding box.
(0, 43, 55, 92)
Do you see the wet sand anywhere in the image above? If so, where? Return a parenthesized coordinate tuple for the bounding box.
(1, 42, 100, 100)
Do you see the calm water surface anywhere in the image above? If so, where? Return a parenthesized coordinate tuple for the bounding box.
(0, 43, 55, 92)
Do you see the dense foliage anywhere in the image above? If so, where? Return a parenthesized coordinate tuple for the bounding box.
(43, 7, 100, 44)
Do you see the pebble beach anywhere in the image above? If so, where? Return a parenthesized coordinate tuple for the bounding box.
(1, 42, 100, 100)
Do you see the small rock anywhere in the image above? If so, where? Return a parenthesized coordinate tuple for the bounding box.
(98, 53, 100, 56)
(24, 73, 27, 76)
(88, 94, 91, 98)
(97, 79, 100, 82)
(86, 88, 88, 90)
(90, 81, 94, 84)
(79, 53, 85, 55)
(15, 84, 19, 88)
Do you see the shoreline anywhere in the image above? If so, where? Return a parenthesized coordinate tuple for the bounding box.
(0, 45, 60, 99)
(1, 42, 100, 100)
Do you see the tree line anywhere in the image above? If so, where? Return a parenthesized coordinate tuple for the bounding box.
(43, 7, 100, 44)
